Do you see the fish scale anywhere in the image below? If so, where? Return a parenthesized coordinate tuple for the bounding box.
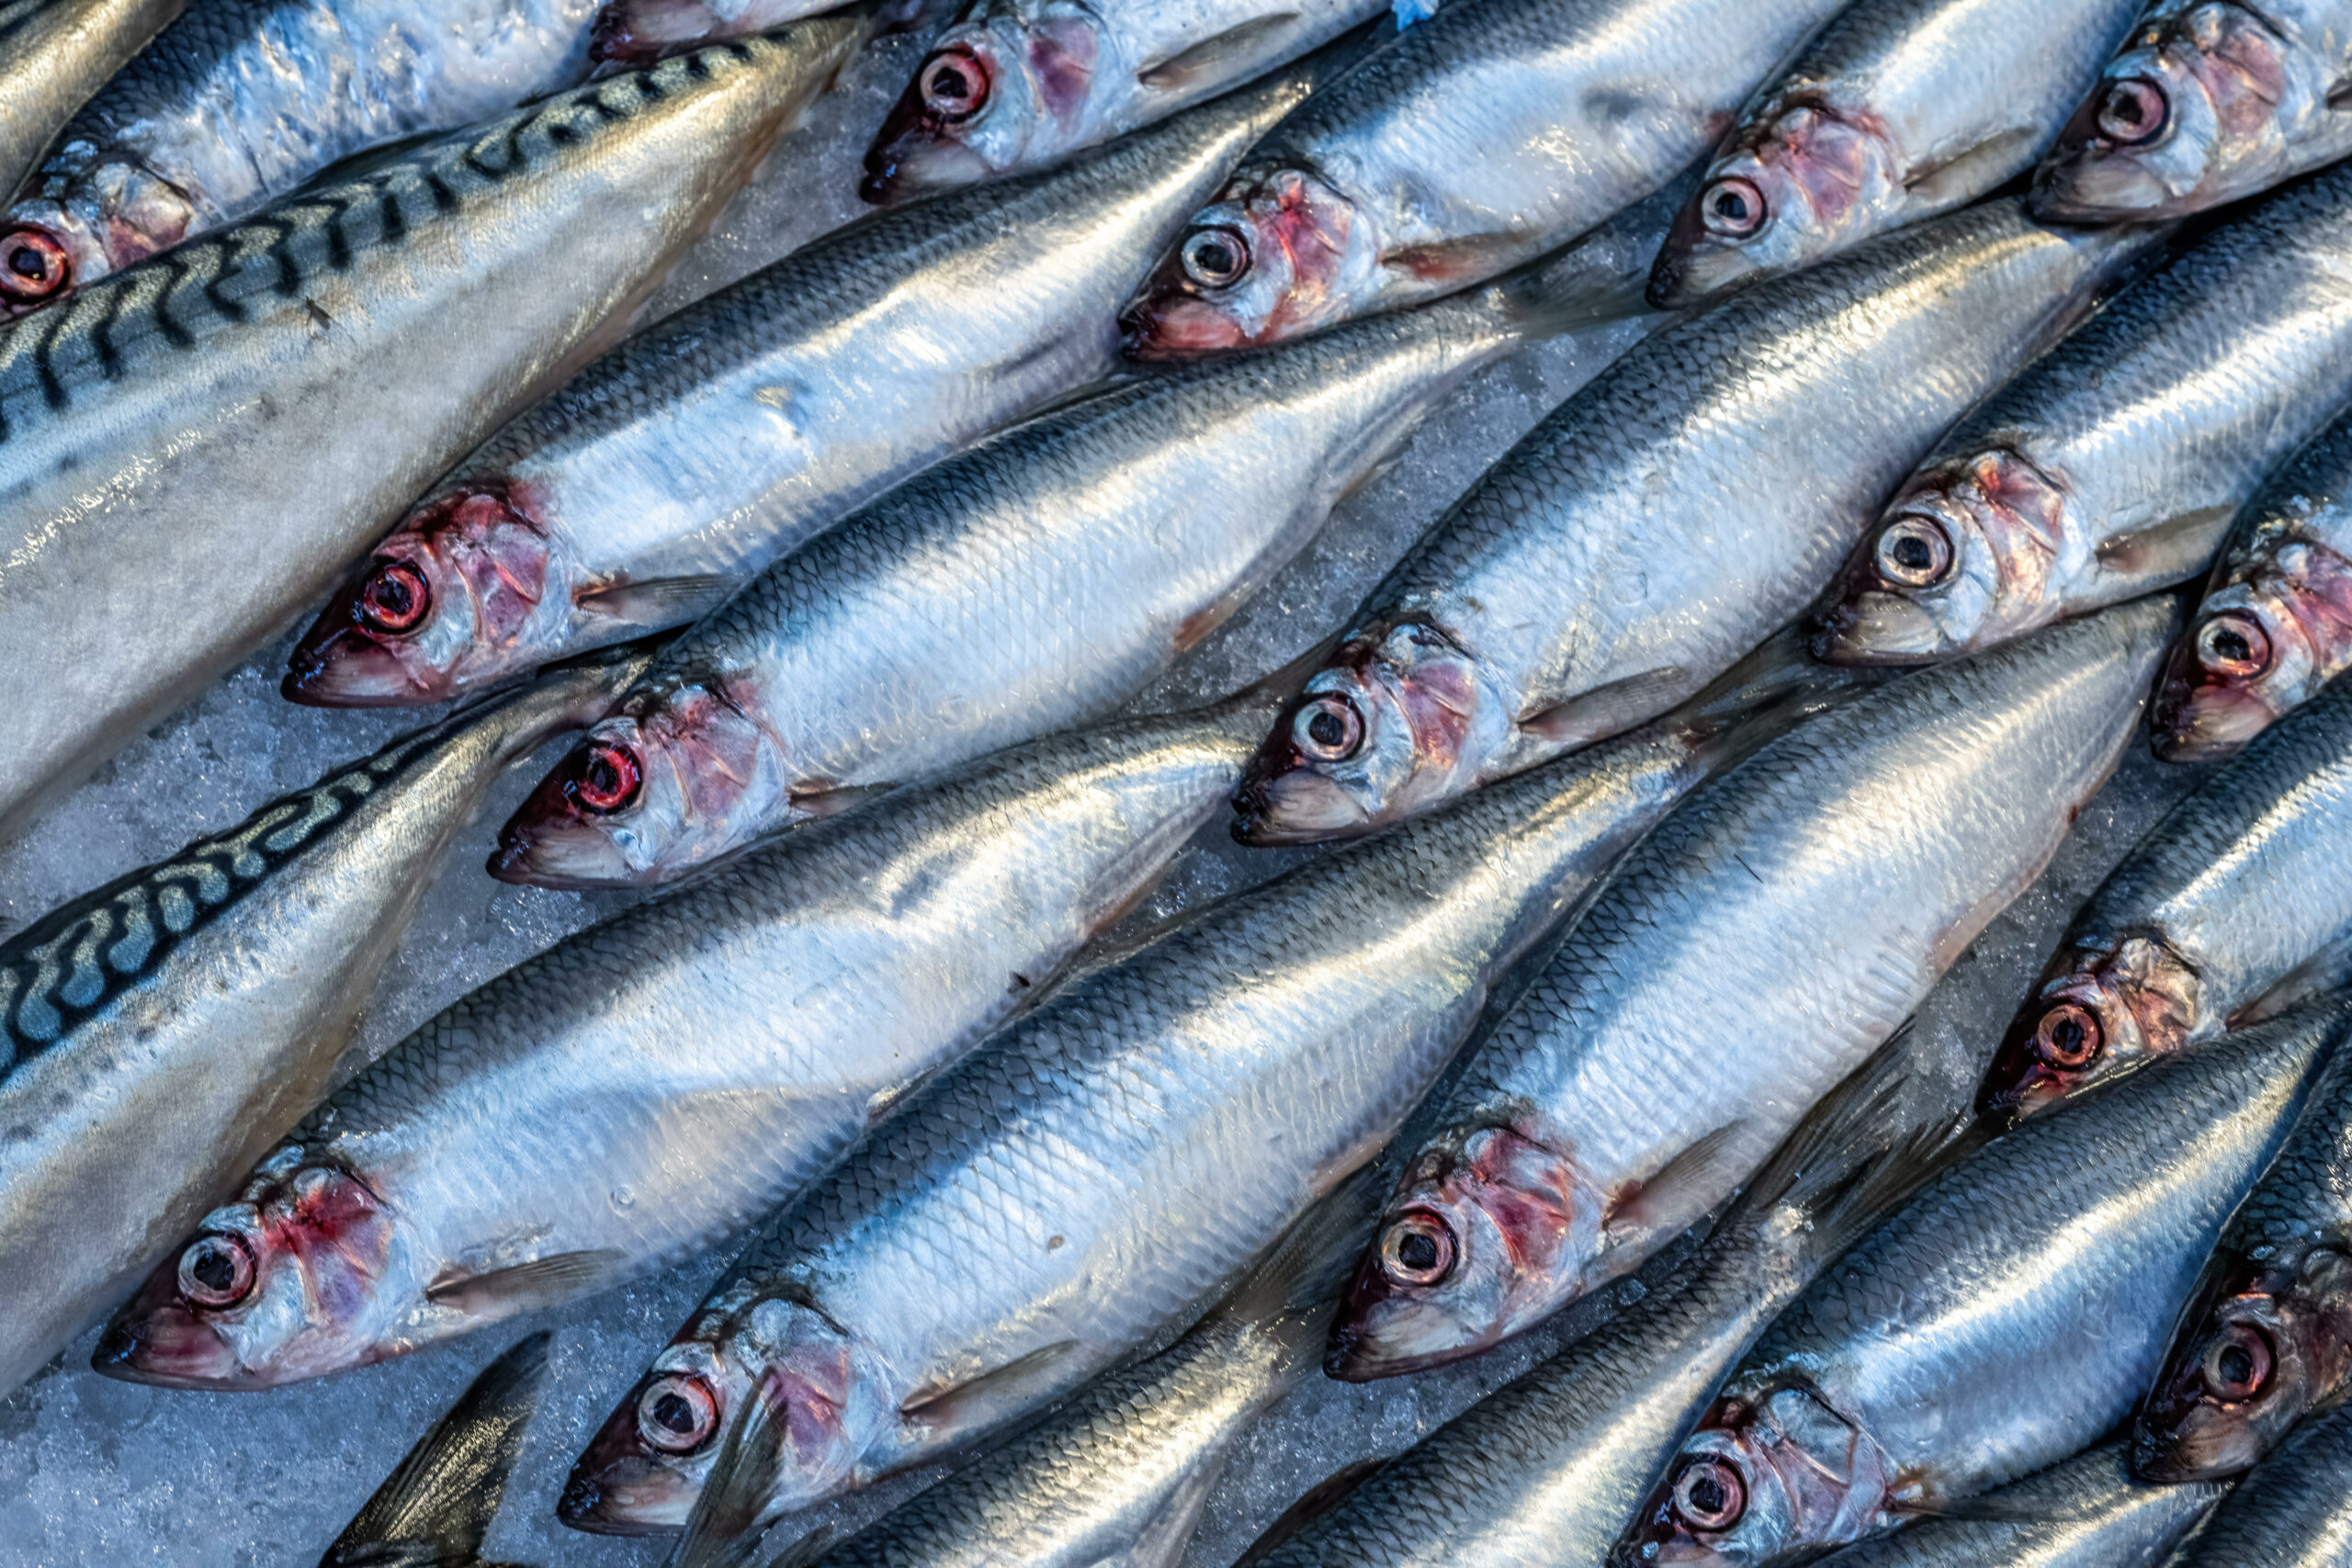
(0, 0, 181, 201)
(2162, 1399, 2352, 1566)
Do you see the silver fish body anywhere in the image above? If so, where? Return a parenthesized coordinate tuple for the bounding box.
(490, 256, 1607, 891)
(1326, 601, 2171, 1381)
(93, 702, 1264, 1392)
(0, 652, 639, 1402)
(0, 34, 854, 844)
(560, 667, 1813, 1534)
(1623, 998, 2341, 1568)
(1820, 164, 2352, 665)
(1118, 0, 1849, 353)
(282, 67, 1320, 711)
(1980, 670, 2352, 1119)
(0, 0, 182, 201)
(1233, 200, 2153, 847)
(1646, 0, 2141, 303)
(2161, 1399, 2352, 1568)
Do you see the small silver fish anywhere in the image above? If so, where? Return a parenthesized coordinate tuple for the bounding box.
(0, 0, 182, 201)
(2159, 1398, 2352, 1567)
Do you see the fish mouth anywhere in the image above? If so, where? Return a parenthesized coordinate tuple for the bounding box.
(560, 1395, 704, 1534)
(92, 1279, 254, 1391)
(1813, 588, 1952, 664)
(490, 739, 655, 889)
(2031, 147, 2176, 220)
(1230, 766, 1371, 846)
(2151, 671, 2275, 762)
(282, 622, 442, 707)
(1120, 292, 1249, 359)
(860, 133, 992, 204)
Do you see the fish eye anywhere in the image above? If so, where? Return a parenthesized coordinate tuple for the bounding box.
(1294, 694, 1363, 763)
(1180, 226, 1250, 290)
(0, 229, 69, 305)
(1700, 176, 1766, 238)
(1377, 1211, 1456, 1287)
(1672, 1458, 1747, 1531)
(2200, 1323, 2274, 1402)
(356, 559, 431, 635)
(178, 1234, 256, 1309)
(2095, 77, 2169, 145)
(636, 1373, 718, 1453)
(918, 46, 988, 121)
(2196, 613, 2271, 680)
(1873, 515, 1954, 588)
(2032, 1002, 2102, 1071)
(569, 739, 641, 814)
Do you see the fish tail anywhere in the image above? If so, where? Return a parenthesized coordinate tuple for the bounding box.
(1216, 1163, 1391, 1379)
(1664, 624, 1892, 784)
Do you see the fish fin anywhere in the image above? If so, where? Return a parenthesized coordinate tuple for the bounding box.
(324, 1333, 549, 1564)
(1895, 1491, 2069, 1524)
(787, 782, 893, 820)
(1224, 630, 1350, 711)
(1665, 622, 1889, 773)
(1520, 667, 1693, 748)
(1898, 126, 2038, 206)
(2328, 75, 2352, 109)
(665, 1381, 793, 1568)
(575, 574, 740, 628)
(1233, 1459, 1389, 1567)
(1212, 1165, 1389, 1367)
(1136, 13, 1303, 89)
(896, 1339, 1089, 1438)
(1601, 1122, 1748, 1252)
(761, 1525, 840, 1568)
(1380, 231, 1531, 287)
(2093, 507, 2237, 587)
(2233, 930, 2352, 1027)
(422, 1249, 627, 1316)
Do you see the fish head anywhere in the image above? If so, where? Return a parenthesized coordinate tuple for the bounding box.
(1649, 107, 1899, 307)
(2137, 1247, 2352, 1479)
(489, 682, 785, 888)
(1232, 623, 1501, 845)
(1978, 936, 2204, 1117)
(562, 1288, 890, 1534)
(1326, 1125, 1605, 1379)
(2032, 3, 2295, 220)
(284, 487, 556, 707)
(2154, 547, 2352, 761)
(1621, 1387, 1894, 1567)
(1815, 450, 2068, 664)
(93, 1150, 412, 1389)
(1120, 167, 1374, 356)
(862, 2, 1102, 201)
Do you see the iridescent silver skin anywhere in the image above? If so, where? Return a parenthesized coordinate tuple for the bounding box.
(1623, 997, 2341, 1568)
(0, 651, 641, 1403)
(1119, 0, 1849, 354)
(863, 0, 1382, 200)
(1821, 164, 2352, 666)
(2161, 1398, 2352, 1568)
(490, 253, 1623, 891)
(95, 702, 1264, 1393)
(284, 68, 1321, 711)
(1646, 0, 2141, 304)
(1233, 201, 2155, 845)
(2033, 0, 2352, 220)
(1329, 601, 2171, 1381)
(0, 0, 181, 201)
(2156, 410, 2352, 761)
(0, 35, 854, 844)
(560, 661, 1815, 1535)
(1981, 671, 2352, 1120)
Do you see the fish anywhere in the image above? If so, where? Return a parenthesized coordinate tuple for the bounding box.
(0, 32, 856, 845)
(554, 640, 1856, 1536)
(1618, 994, 2344, 1568)
(281, 64, 1323, 712)
(2153, 410, 2352, 761)
(488, 238, 1638, 892)
(1326, 599, 2172, 1382)
(1231, 199, 2156, 847)
(0, 648, 643, 1402)
(92, 699, 1267, 1392)
(319, 1332, 551, 1568)
(0, 0, 183, 203)
(1645, 0, 2143, 305)
(1116, 0, 1851, 355)
(859, 0, 1383, 203)
(1979, 669, 2352, 1119)
(2135, 1017, 2352, 1481)
(2158, 1397, 2352, 1567)
(588, 0, 876, 68)
(2031, 0, 2352, 221)
(1817, 162, 2352, 667)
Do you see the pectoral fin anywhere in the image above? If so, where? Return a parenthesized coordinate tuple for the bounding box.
(897, 1339, 1088, 1438)
(575, 573, 739, 628)
(1600, 1123, 1746, 1253)
(1521, 667, 1691, 748)
(423, 1249, 627, 1316)
(1136, 13, 1301, 89)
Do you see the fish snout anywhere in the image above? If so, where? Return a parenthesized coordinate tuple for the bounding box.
(491, 728, 656, 888)
(862, 42, 1002, 203)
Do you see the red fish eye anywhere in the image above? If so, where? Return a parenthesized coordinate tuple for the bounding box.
(1180, 226, 1251, 290)
(1294, 694, 1363, 763)
(919, 47, 989, 120)
(570, 740, 641, 814)
(2201, 1323, 2273, 1402)
(2033, 1002, 2102, 1070)
(1700, 176, 1766, 238)
(1378, 1211, 1456, 1287)
(637, 1373, 718, 1453)
(0, 229, 69, 305)
(1673, 1458, 1747, 1531)
(2096, 77, 2169, 145)
(2196, 613, 2271, 680)
(177, 1234, 256, 1309)
(1873, 515, 1954, 588)
(356, 560, 431, 635)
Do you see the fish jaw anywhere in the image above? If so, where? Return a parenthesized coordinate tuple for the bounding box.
(1649, 107, 1902, 307)
(861, 8, 1101, 202)
(1977, 935, 2204, 1118)
(490, 683, 788, 888)
(1620, 1388, 1896, 1568)
(1231, 623, 1506, 846)
(1326, 1125, 1606, 1381)
(2136, 1247, 2352, 1481)
(562, 1289, 892, 1535)
(284, 485, 561, 708)
(2154, 547, 2352, 761)
(1816, 450, 2071, 664)
(92, 1151, 416, 1391)
(1120, 169, 1379, 357)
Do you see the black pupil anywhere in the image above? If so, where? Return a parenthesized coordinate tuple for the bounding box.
(370, 571, 413, 616)
(7, 245, 43, 279)
(930, 62, 971, 102)
(1396, 1232, 1439, 1270)
(1891, 536, 1933, 572)
(2111, 86, 2150, 127)
(2049, 1017, 2085, 1052)
(190, 1245, 235, 1293)
(1194, 239, 1235, 276)
(1307, 709, 1348, 748)
(651, 1392, 695, 1434)
(1688, 1473, 1727, 1516)
(2219, 1344, 2254, 1387)
(1712, 190, 1748, 221)
(2214, 629, 2252, 663)
(587, 756, 622, 795)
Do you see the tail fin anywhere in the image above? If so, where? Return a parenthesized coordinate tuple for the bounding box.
(320, 1332, 549, 1566)
(1492, 158, 1711, 333)
(1661, 621, 1896, 784)
(1210, 1163, 1390, 1376)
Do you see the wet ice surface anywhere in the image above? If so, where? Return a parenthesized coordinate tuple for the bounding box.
(0, 45, 2216, 1568)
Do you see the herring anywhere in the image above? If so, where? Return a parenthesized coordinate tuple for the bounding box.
(0, 0, 181, 202)
(2158, 1397, 2352, 1567)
